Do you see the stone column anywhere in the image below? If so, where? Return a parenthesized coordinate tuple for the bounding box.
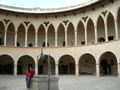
(118, 63, 120, 77)
(4, 30, 7, 46)
(35, 32, 38, 47)
(25, 30, 28, 47)
(115, 19, 118, 40)
(65, 27, 67, 47)
(75, 30, 77, 46)
(94, 25, 98, 43)
(14, 32, 17, 47)
(55, 64, 59, 76)
(35, 64, 38, 76)
(55, 31, 58, 47)
(45, 29, 48, 47)
(75, 64, 79, 76)
(96, 63, 100, 77)
(14, 64, 17, 76)
(104, 21, 108, 42)
(85, 26, 87, 45)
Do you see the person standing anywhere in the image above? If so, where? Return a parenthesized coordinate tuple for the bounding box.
(25, 66, 35, 89)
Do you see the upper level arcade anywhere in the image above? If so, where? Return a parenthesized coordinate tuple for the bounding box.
(0, 0, 119, 48)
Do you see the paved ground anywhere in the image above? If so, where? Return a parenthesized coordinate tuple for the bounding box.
(0, 75, 120, 90)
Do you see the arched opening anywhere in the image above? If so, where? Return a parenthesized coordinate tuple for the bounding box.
(58, 23, 65, 47)
(38, 24, 45, 47)
(0, 21, 5, 45)
(28, 24, 35, 47)
(67, 22, 75, 46)
(118, 9, 120, 38)
(38, 55, 55, 75)
(0, 55, 14, 75)
(48, 24, 55, 47)
(107, 13, 115, 41)
(99, 52, 118, 76)
(59, 55, 75, 75)
(77, 21, 85, 45)
(17, 55, 35, 75)
(79, 54, 96, 75)
(97, 16, 105, 42)
(87, 19, 95, 44)
(6, 23, 15, 46)
(17, 23, 25, 47)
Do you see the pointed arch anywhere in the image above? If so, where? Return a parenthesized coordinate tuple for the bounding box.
(6, 22, 15, 46)
(107, 12, 115, 41)
(0, 21, 5, 45)
(97, 15, 105, 42)
(118, 8, 120, 38)
(57, 23, 65, 46)
(17, 23, 25, 47)
(67, 22, 75, 46)
(38, 24, 45, 47)
(87, 18, 95, 44)
(47, 24, 55, 47)
(77, 20, 85, 45)
(28, 24, 35, 47)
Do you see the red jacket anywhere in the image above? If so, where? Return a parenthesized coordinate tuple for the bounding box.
(29, 69, 35, 78)
(25, 69, 35, 78)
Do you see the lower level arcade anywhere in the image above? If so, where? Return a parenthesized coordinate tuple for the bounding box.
(0, 52, 118, 77)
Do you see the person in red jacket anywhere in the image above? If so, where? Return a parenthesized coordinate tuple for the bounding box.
(25, 66, 35, 89)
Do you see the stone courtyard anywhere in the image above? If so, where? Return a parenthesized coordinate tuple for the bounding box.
(0, 75, 120, 90)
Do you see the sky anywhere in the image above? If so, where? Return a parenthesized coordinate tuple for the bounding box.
(0, 0, 91, 8)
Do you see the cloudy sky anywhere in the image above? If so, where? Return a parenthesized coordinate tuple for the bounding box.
(0, 0, 90, 8)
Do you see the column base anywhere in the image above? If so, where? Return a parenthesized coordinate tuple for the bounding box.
(96, 74, 100, 77)
(118, 74, 120, 78)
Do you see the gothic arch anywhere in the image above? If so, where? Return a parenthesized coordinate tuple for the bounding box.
(118, 8, 120, 38)
(97, 15, 105, 42)
(6, 22, 15, 46)
(28, 24, 35, 47)
(107, 12, 115, 41)
(17, 23, 25, 47)
(0, 21, 5, 45)
(67, 22, 75, 46)
(87, 18, 95, 44)
(77, 20, 85, 45)
(57, 23, 65, 47)
(38, 24, 45, 47)
(47, 24, 55, 47)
